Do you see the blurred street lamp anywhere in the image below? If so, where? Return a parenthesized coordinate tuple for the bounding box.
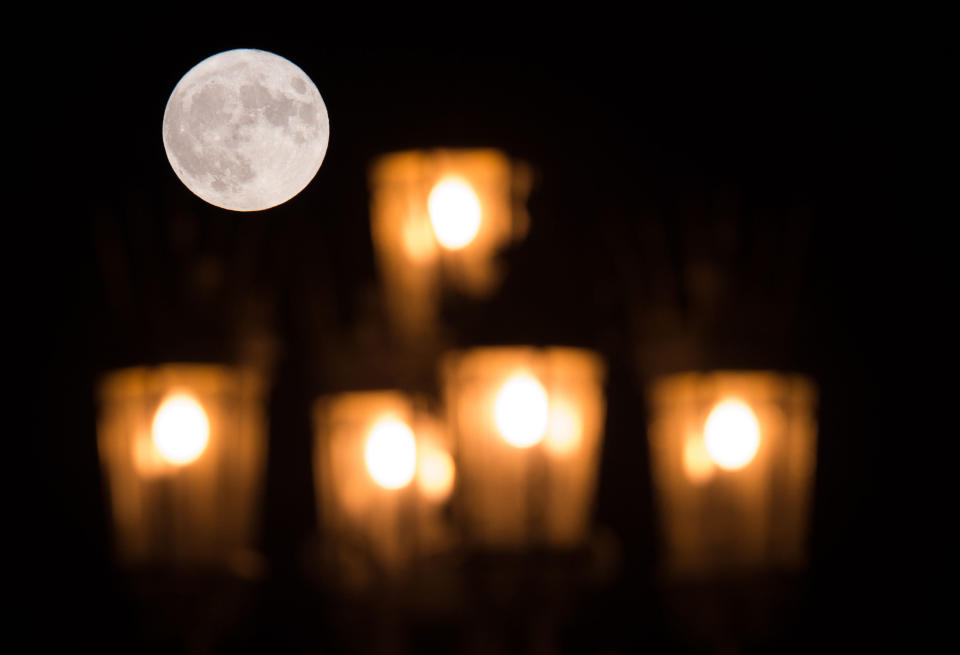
(441, 347, 606, 550)
(96, 364, 267, 576)
(646, 371, 817, 578)
(368, 149, 531, 342)
(312, 391, 455, 592)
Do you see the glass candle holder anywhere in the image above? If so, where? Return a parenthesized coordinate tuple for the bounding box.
(97, 364, 267, 575)
(368, 149, 531, 341)
(441, 347, 606, 549)
(646, 371, 818, 579)
(312, 391, 455, 590)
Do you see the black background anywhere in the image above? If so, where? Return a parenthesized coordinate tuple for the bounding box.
(25, 20, 924, 652)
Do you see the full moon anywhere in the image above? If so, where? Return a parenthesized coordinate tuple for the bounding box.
(162, 49, 329, 211)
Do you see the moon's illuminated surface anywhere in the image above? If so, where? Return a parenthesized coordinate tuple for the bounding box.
(162, 49, 329, 211)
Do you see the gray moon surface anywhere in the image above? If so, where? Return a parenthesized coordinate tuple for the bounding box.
(162, 49, 329, 211)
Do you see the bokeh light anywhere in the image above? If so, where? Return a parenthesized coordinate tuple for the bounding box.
(417, 444, 456, 501)
(365, 418, 417, 489)
(494, 373, 549, 448)
(401, 216, 437, 261)
(151, 392, 210, 466)
(703, 399, 760, 470)
(428, 177, 482, 249)
(682, 432, 716, 482)
(544, 401, 582, 456)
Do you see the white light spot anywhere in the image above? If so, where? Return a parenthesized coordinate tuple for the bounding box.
(428, 177, 482, 249)
(704, 399, 761, 470)
(365, 418, 417, 490)
(494, 374, 548, 448)
(152, 393, 210, 466)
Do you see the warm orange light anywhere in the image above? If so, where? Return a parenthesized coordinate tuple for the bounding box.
(646, 372, 818, 578)
(417, 444, 455, 501)
(442, 347, 607, 548)
(151, 392, 210, 466)
(703, 399, 760, 470)
(365, 418, 417, 489)
(544, 401, 582, 456)
(428, 177, 482, 250)
(494, 373, 549, 448)
(401, 216, 437, 261)
(682, 433, 716, 482)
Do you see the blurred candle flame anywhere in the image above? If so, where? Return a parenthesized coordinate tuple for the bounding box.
(151, 392, 210, 466)
(703, 398, 760, 470)
(428, 177, 482, 250)
(365, 417, 417, 489)
(494, 373, 549, 448)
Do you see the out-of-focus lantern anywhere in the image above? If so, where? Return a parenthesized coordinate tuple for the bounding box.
(96, 365, 267, 575)
(368, 149, 531, 341)
(312, 391, 455, 590)
(441, 347, 606, 549)
(646, 371, 817, 579)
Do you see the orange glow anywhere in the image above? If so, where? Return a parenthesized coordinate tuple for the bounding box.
(151, 392, 209, 466)
(401, 215, 437, 261)
(494, 373, 549, 448)
(646, 371, 818, 577)
(428, 177, 482, 250)
(544, 401, 582, 456)
(417, 443, 455, 501)
(369, 151, 531, 343)
(682, 433, 716, 482)
(365, 418, 417, 489)
(703, 399, 760, 470)
(132, 430, 167, 476)
(442, 347, 607, 548)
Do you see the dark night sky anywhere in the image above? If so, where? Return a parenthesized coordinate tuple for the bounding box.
(24, 22, 926, 652)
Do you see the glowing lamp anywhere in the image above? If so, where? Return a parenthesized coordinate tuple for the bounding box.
(368, 149, 531, 342)
(312, 392, 455, 589)
(646, 371, 817, 578)
(96, 365, 267, 573)
(441, 347, 606, 549)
